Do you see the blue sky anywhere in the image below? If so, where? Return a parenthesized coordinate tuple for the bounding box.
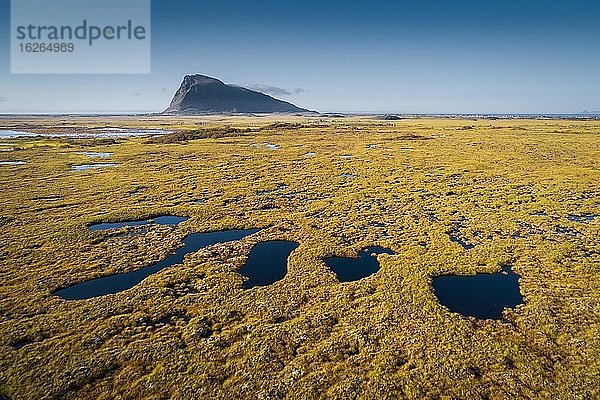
(1, 0, 599, 114)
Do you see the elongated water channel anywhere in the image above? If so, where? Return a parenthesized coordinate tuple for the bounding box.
(56, 229, 259, 300)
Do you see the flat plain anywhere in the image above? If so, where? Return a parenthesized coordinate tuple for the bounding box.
(0, 116, 598, 399)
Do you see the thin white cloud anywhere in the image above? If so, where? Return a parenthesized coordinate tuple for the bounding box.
(237, 84, 307, 97)
(244, 84, 291, 96)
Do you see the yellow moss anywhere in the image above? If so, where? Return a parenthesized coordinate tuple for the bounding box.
(0, 116, 599, 399)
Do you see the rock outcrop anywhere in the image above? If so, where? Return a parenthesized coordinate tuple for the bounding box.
(163, 75, 309, 114)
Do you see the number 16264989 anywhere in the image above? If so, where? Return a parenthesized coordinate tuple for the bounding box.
(19, 43, 75, 52)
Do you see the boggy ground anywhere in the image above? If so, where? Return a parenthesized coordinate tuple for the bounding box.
(0, 116, 599, 399)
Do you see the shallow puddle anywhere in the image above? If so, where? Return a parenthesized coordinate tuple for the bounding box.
(55, 229, 260, 299)
(71, 163, 119, 171)
(432, 266, 523, 320)
(0, 130, 38, 139)
(89, 215, 189, 231)
(567, 214, 596, 222)
(36, 196, 61, 202)
(1, 128, 170, 139)
(12, 339, 33, 350)
(257, 185, 286, 196)
(449, 234, 474, 250)
(75, 152, 113, 158)
(129, 188, 143, 197)
(555, 226, 579, 236)
(94, 128, 171, 137)
(325, 246, 394, 282)
(0, 161, 26, 165)
(239, 241, 299, 289)
(252, 142, 280, 150)
(448, 219, 474, 249)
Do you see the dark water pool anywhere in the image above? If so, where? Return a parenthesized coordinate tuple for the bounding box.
(12, 339, 33, 350)
(89, 216, 189, 231)
(55, 229, 260, 300)
(324, 246, 394, 282)
(432, 266, 523, 320)
(239, 241, 299, 289)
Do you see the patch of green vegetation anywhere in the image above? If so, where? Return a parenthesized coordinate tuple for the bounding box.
(0, 116, 599, 399)
(149, 126, 254, 144)
(59, 138, 119, 147)
(259, 122, 306, 130)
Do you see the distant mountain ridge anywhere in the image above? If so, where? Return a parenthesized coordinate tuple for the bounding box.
(163, 75, 310, 114)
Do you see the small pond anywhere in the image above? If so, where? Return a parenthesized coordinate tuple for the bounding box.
(55, 228, 260, 300)
(239, 241, 299, 289)
(432, 266, 523, 320)
(89, 215, 189, 231)
(324, 246, 394, 282)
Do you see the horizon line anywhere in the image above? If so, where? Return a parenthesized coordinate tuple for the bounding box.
(1, 111, 600, 118)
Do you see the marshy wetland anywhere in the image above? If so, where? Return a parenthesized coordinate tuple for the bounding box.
(56, 228, 259, 300)
(325, 246, 394, 282)
(0, 115, 599, 399)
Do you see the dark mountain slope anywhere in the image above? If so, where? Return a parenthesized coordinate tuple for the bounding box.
(163, 75, 309, 114)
